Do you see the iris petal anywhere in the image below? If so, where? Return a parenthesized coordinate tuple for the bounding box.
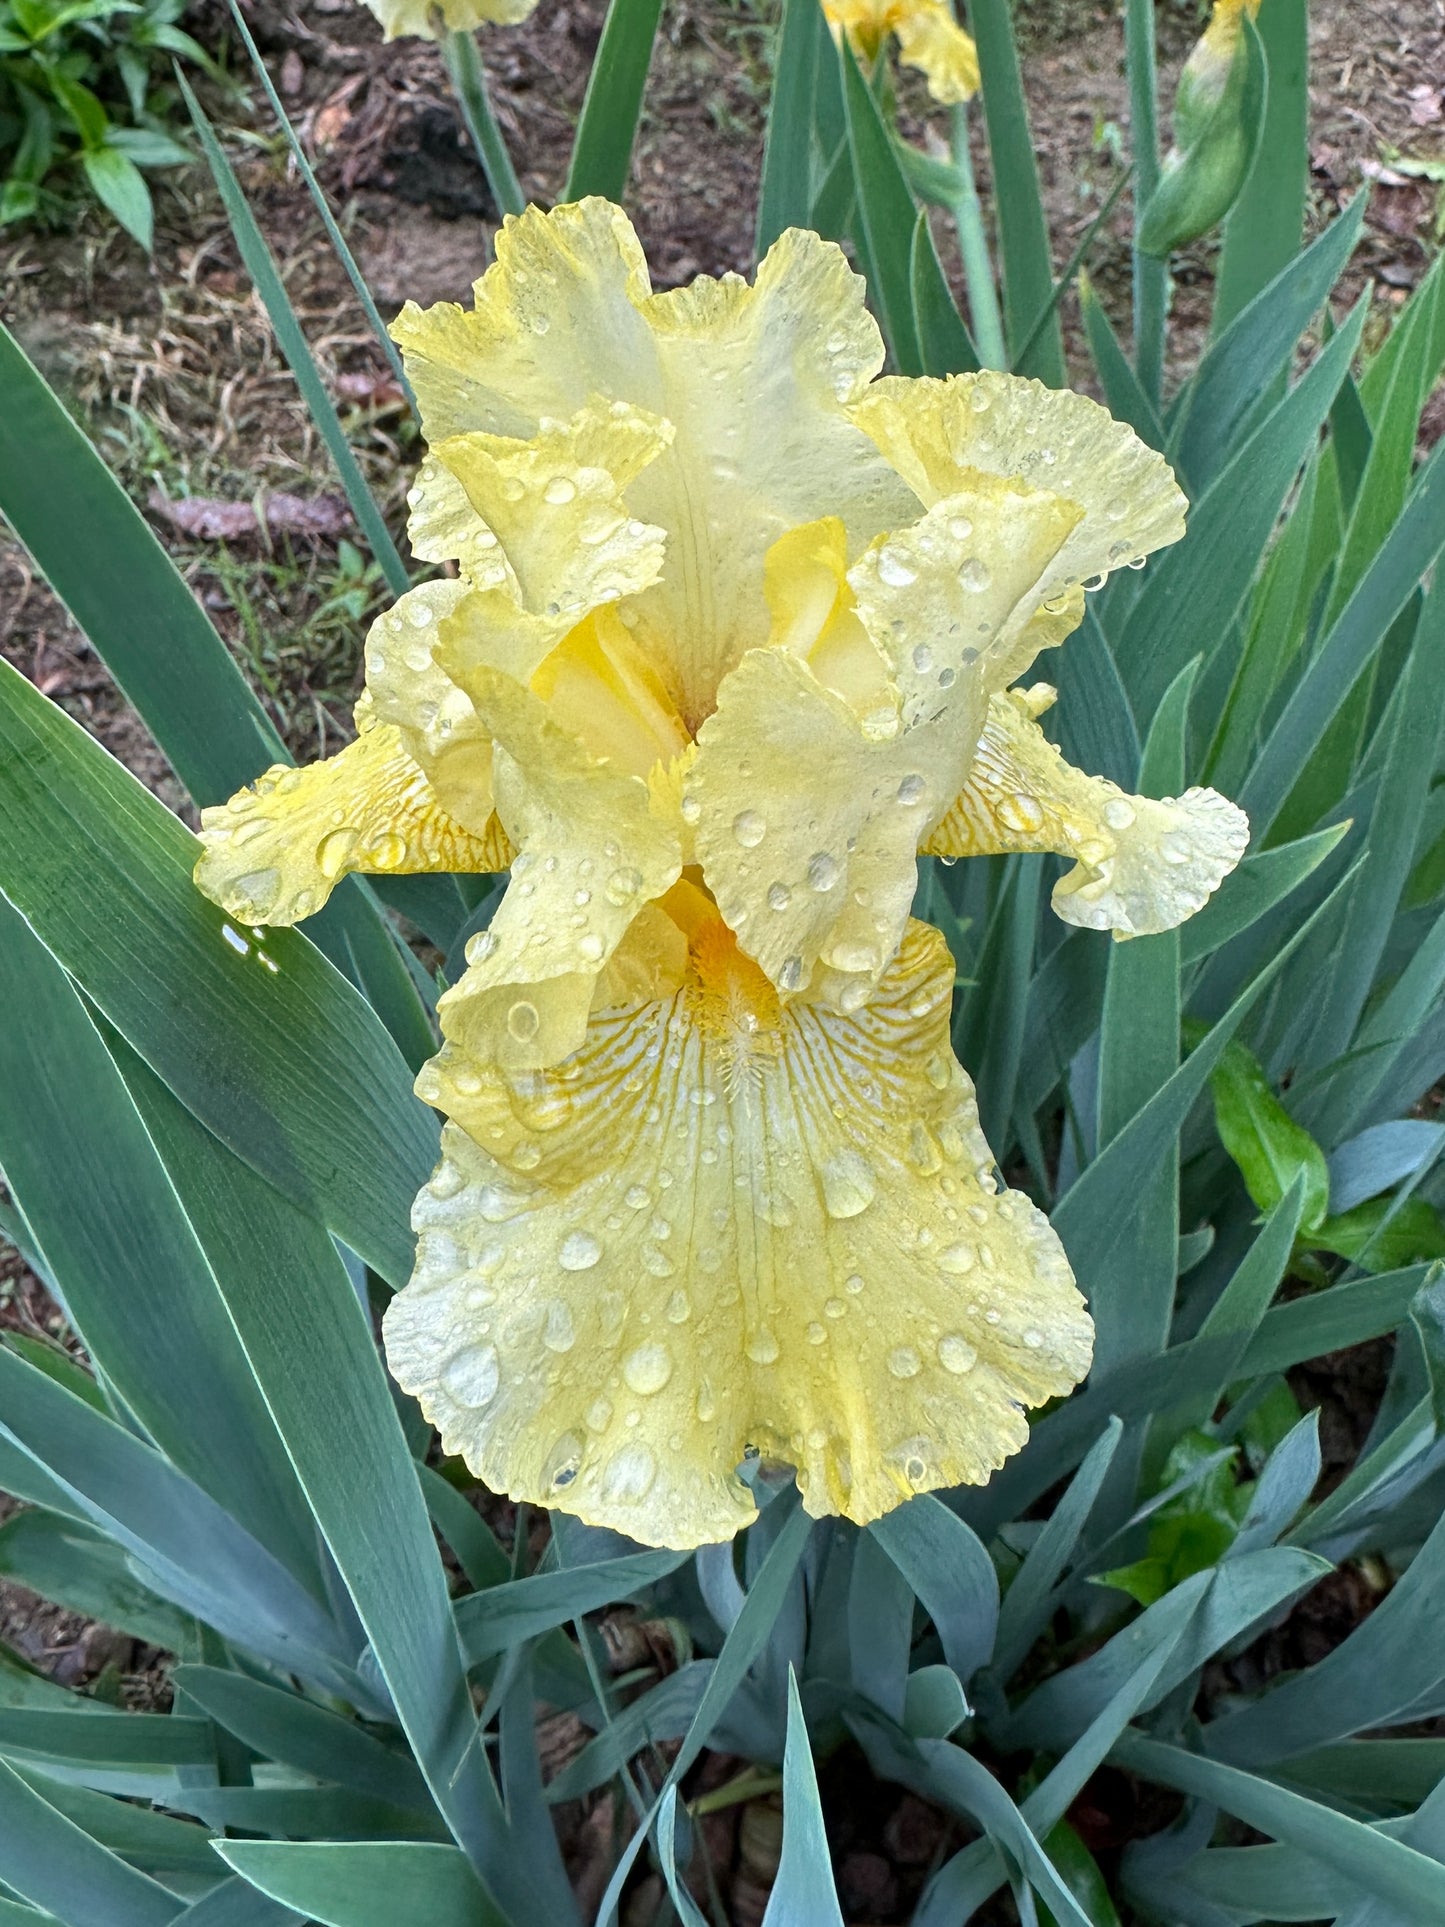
(393, 202, 917, 725)
(434, 667, 683, 1070)
(385, 918, 1092, 1548)
(927, 686, 1251, 938)
(851, 372, 1187, 678)
(194, 707, 508, 926)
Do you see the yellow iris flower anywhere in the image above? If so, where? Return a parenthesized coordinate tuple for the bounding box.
(821, 0, 980, 106)
(362, 0, 536, 44)
(196, 199, 1248, 1549)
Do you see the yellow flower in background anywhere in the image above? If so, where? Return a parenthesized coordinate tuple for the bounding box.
(362, 0, 535, 44)
(822, 0, 980, 105)
(196, 199, 1249, 1547)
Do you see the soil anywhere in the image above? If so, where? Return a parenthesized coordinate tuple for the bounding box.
(1, 0, 1443, 1918)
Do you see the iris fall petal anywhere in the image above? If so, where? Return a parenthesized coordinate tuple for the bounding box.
(385, 917, 1091, 1547)
(927, 686, 1251, 938)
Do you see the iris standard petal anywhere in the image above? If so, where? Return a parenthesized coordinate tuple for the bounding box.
(851, 371, 1187, 679)
(926, 686, 1250, 938)
(384, 918, 1092, 1548)
(392, 201, 918, 726)
(690, 483, 1082, 1006)
(434, 667, 683, 1070)
(194, 707, 508, 926)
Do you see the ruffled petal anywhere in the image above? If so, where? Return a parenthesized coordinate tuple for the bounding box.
(413, 399, 670, 646)
(689, 648, 951, 1010)
(363, 0, 534, 41)
(194, 708, 508, 927)
(385, 918, 1092, 1548)
(363, 581, 504, 841)
(851, 371, 1186, 678)
(393, 202, 917, 727)
(892, 0, 980, 103)
(926, 686, 1250, 938)
(688, 487, 1081, 1007)
(434, 667, 683, 1070)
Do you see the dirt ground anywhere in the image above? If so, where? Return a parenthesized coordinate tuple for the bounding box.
(1, 0, 1443, 1918)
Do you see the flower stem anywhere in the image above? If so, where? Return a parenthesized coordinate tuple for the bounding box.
(444, 28, 526, 220)
(949, 101, 1006, 371)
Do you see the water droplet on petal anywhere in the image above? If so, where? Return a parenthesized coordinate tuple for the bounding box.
(559, 1231, 602, 1271)
(732, 810, 766, 848)
(542, 1300, 577, 1352)
(579, 932, 604, 961)
(877, 544, 917, 589)
(888, 1346, 921, 1379)
(912, 643, 934, 674)
(543, 474, 577, 505)
(1103, 797, 1136, 831)
(623, 1342, 673, 1395)
(317, 827, 359, 879)
(960, 557, 992, 594)
(806, 852, 839, 892)
(780, 955, 804, 992)
(998, 794, 1046, 835)
(666, 1290, 692, 1324)
(681, 794, 701, 825)
(938, 1334, 978, 1374)
(624, 1185, 651, 1210)
(767, 881, 792, 912)
(507, 1000, 540, 1042)
(368, 831, 408, 870)
(939, 1242, 975, 1274)
(600, 1444, 658, 1503)
(822, 1149, 877, 1219)
(747, 1328, 780, 1364)
(440, 1344, 499, 1406)
(897, 773, 925, 807)
(948, 514, 974, 541)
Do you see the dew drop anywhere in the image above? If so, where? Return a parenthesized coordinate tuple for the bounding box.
(806, 852, 839, 892)
(877, 544, 918, 588)
(559, 1231, 602, 1271)
(467, 929, 498, 964)
(427, 1163, 466, 1200)
(747, 1327, 781, 1365)
(888, 1346, 921, 1379)
(938, 1334, 978, 1374)
(543, 474, 577, 505)
(696, 1381, 718, 1422)
(998, 794, 1046, 834)
(948, 514, 974, 542)
(542, 1300, 577, 1353)
(606, 866, 644, 906)
(317, 827, 358, 879)
(780, 955, 804, 992)
(1106, 497, 1129, 521)
(507, 1000, 540, 1042)
(440, 1343, 499, 1406)
(586, 1396, 613, 1432)
(623, 1342, 673, 1395)
(897, 773, 925, 807)
(681, 794, 701, 825)
(1160, 832, 1194, 865)
(624, 1184, 651, 1210)
(959, 557, 992, 594)
(579, 932, 605, 961)
(845, 1273, 865, 1295)
(1103, 797, 1137, 831)
(912, 642, 934, 674)
(821, 1149, 877, 1219)
(641, 1244, 675, 1279)
(767, 881, 792, 912)
(806, 1322, 826, 1345)
(732, 810, 766, 848)
(666, 1290, 692, 1324)
(824, 1297, 847, 1319)
(600, 1444, 658, 1503)
(938, 1241, 975, 1274)
(368, 831, 408, 870)
(221, 923, 250, 957)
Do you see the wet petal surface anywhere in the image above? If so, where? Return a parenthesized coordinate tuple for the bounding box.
(385, 919, 1092, 1548)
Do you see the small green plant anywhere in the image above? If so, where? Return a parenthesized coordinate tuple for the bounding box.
(0, 0, 201, 247)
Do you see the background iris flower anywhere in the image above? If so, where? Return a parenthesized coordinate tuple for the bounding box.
(197, 198, 1248, 1547)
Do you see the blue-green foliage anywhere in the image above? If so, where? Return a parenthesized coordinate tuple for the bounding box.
(0, 0, 1444, 1920)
